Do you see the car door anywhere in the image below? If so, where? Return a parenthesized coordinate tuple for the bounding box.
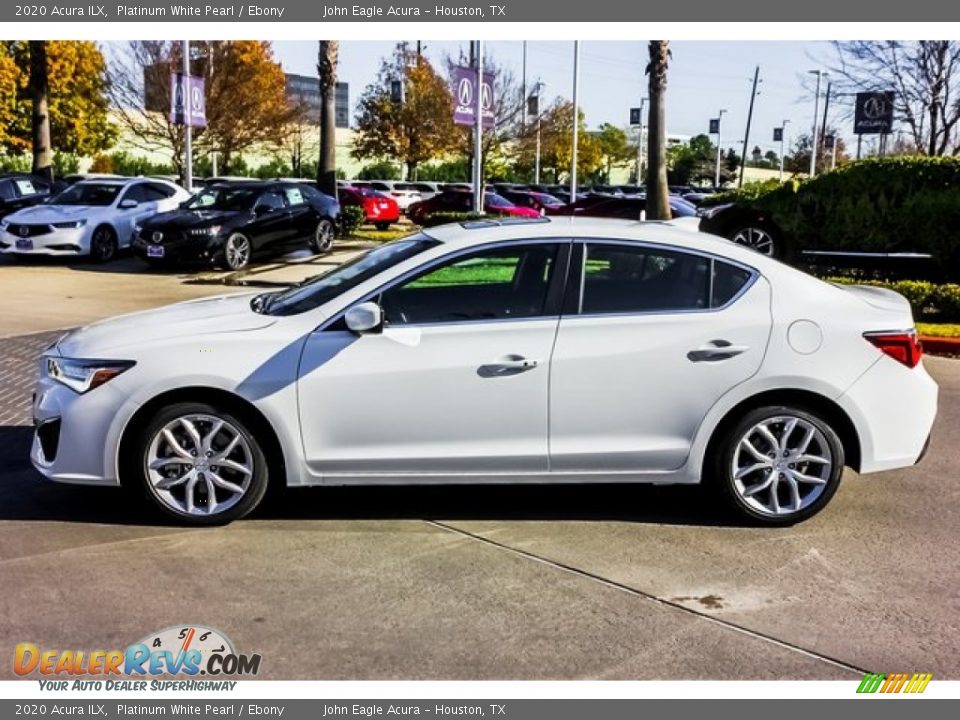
(548, 240, 772, 473)
(297, 240, 569, 477)
(281, 185, 316, 243)
(247, 189, 291, 253)
(115, 183, 155, 246)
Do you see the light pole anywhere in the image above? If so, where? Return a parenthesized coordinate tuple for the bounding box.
(182, 40, 192, 192)
(532, 81, 545, 185)
(714, 108, 727, 188)
(570, 41, 580, 203)
(778, 118, 790, 182)
(635, 97, 647, 184)
(808, 70, 827, 177)
(473, 40, 484, 213)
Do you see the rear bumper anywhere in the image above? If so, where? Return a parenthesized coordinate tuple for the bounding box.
(838, 357, 939, 474)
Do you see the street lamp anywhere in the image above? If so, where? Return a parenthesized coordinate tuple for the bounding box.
(635, 97, 647, 184)
(808, 70, 827, 176)
(778, 118, 790, 182)
(529, 81, 546, 185)
(714, 108, 727, 188)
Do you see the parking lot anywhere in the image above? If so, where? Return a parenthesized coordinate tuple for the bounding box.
(0, 251, 958, 681)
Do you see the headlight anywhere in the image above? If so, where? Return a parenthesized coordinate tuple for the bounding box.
(697, 203, 732, 220)
(52, 219, 87, 229)
(45, 357, 135, 394)
(0, 219, 9, 231)
(187, 225, 221, 236)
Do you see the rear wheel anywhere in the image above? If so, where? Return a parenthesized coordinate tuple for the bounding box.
(132, 402, 269, 526)
(728, 225, 786, 260)
(311, 218, 335, 254)
(713, 405, 844, 526)
(89, 225, 118, 263)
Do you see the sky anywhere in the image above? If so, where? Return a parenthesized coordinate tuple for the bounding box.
(272, 40, 848, 156)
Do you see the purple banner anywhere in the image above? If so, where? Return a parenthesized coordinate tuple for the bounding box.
(169, 72, 207, 128)
(451, 65, 495, 128)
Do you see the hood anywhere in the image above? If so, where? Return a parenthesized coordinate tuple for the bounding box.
(7, 204, 94, 223)
(141, 208, 241, 230)
(57, 292, 276, 357)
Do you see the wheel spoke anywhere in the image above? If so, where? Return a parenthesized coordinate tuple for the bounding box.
(203, 475, 218, 514)
(161, 429, 193, 460)
(784, 473, 802, 511)
(742, 469, 775, 496)
(214, 434, 241, 461)
(796, 425, 816, 455)
(769, 475, 781, 513)
(218, 458, 252, 477)
(779, 418, 798, 451)
(756, 424, 780, 453)
(179, 418, 202, 452)
(789, 469, 827, 485)
(735, 461, 771, 479)
(209, 471, 244, 495)
(155, 471, 192, 491)
(740, 438, 770, 463)
(795, 453, 830, 465)
(184, 475, 199, 514)
(149, 456, 192, 470)
(202, 420, 225, 454)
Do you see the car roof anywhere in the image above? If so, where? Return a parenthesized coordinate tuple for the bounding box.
(420, 216, 779, 271)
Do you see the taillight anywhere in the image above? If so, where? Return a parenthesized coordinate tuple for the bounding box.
(864, 330, 923, 368)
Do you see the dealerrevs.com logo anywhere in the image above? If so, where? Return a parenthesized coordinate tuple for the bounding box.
(14, 625, 262, 690)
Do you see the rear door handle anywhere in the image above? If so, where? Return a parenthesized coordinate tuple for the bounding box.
(687, 340, 750, 362)
(478, 355, 540, 377)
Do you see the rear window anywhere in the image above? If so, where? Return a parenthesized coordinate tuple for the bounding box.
(712, 261, 752, 307)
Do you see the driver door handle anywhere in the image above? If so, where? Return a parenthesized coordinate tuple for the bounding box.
(687, 340, 750, 362)
(478, 355, 540, 377)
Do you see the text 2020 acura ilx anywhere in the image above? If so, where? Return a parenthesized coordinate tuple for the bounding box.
(31, 218, 938, 526)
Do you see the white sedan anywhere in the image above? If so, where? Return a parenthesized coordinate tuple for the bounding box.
(30, 218, 938, 525)
(0, 178, 190, 262)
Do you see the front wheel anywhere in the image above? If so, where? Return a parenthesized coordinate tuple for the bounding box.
(89, 226, 118, 263)
(712, 406, 844, 526)
(131, 402, 269, 526)
(222, 232, 252, 270)
(311, 218, 335, 254)
(374, 222, 391, 231)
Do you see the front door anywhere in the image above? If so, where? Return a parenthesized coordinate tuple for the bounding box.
(549, 241, 772, 473)
(297, 241, 567, 477)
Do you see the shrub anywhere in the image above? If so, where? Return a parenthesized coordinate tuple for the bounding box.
(827, 276, 960, 322)
(705, 157, 960, 277)
(357, 160, 401, 180)
(420, 211, 489, 228)
(339, 205, 366, 236)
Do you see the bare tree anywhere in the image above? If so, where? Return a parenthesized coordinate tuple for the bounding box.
(28, 41, 53, 181)
(317, 41, 340, 197)
(827, 41, 960, 155)
(645, 41, 670, 220)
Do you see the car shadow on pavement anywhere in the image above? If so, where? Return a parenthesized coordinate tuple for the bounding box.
(0, 425, 739, 528)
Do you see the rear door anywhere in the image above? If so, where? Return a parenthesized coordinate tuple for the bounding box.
(548, 240, 772, 473)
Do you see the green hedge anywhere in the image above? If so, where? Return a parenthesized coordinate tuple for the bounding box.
(828, 277, 960, 322)
(706, 157, 960, 274)
(340, 205, 365, 236)
(420, 211, 490, 228)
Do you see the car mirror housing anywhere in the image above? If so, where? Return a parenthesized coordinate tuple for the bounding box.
(344, 302, 383, 335)
(119, 199, 139, 209)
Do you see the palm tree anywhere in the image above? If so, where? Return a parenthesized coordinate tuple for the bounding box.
(645, 41, 670, 220)
(29, 41, 53, 182)
(317, 41, 340, 198)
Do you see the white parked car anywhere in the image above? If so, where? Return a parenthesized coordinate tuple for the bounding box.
(354, 180, 422, 211)
(0, 178, 190, 262)
(30, 218, 937, 526)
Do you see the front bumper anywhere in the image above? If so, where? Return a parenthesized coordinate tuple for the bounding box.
(132, 232, 224, 265)
(31, 364, 128, 486)
(0, 227, 87, 256)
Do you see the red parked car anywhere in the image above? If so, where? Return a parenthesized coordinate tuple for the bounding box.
(339, 185, 400, 230)
(407, 189, 540, 225)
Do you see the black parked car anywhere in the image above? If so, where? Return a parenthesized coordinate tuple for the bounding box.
(133, 181, 340, 270)
(0, 174, 57, 220)
(553, 195, 699, 220)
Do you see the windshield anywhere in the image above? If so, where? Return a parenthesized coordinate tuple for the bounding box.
(485, 193, 512, 208)
(258, 234, 440, 316)
(186, 186, 260, 211)
(52, 183, 122, 207)
(670, 198, 698, 218)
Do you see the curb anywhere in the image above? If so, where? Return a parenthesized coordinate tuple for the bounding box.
(920, 335, 960, 358)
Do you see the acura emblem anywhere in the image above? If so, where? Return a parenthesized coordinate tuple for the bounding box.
(152, 231, 163, 243)
(19, 226, 28, 237)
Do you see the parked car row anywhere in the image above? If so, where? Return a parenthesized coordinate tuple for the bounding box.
(0, 177, 341, 270)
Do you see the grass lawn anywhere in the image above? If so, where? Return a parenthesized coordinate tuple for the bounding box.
(347, 226, 414, 243)
(917, 323, 960, 339)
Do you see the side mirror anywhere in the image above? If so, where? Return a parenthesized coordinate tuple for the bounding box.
(119, 199, 138, 209)
(344, 302, 383, 335)
(254, 204, 272, 217)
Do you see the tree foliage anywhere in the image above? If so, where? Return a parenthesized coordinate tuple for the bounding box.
(513, 100, 602, 182)
(0, 41, 115, 158)
(352, 44, 460, 178)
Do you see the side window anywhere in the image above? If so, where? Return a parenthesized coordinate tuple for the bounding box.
(0, 181, 12, 201)
(712, 260, 752, 307)
(120, 184, 149, 204)
(256, 190, 286, 212)
(283, 186, 306, 206)
(145, 182, 175, 200)
(581, 243, 711, 314)
(381, 244, 560, 325)
(13, 179, 42, 197)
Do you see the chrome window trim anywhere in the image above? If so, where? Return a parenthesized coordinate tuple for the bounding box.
(571, 237, 760, 319)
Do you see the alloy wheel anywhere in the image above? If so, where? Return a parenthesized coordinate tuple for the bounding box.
(145, 413, 254, 517)
(730, 415, 833, 517)
(314, 220, 334, 253)
(224, 234, 251, 270)
(91, 228, 116, 262)
(730, 227, 776, 257)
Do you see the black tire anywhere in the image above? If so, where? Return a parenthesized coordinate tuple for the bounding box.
(711, 405, 844, 526)
(89, 225, 118, 263)
(311, 218, 335, 254)
(727, 224, 790, 261)
(374, 222, 391, 231)
(129, 402, 270, 526)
